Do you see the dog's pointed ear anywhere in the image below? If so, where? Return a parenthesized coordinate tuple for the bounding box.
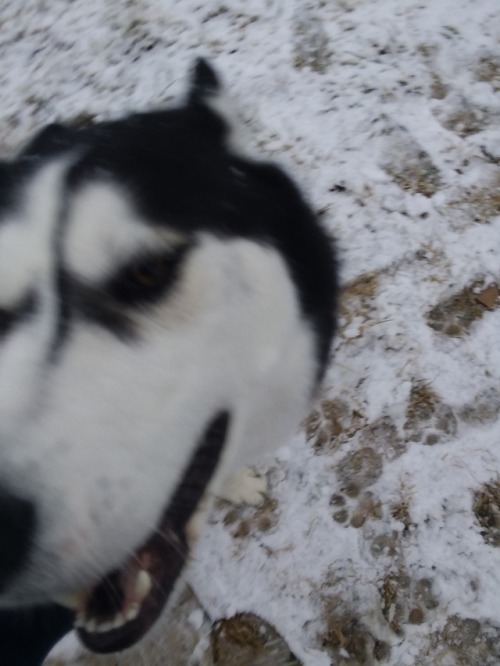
(188, 58, 221, 106)
(186, 58, 232, 144)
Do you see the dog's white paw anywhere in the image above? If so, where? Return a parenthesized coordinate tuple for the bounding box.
(220, 467, 267, 506)
(186, 468, 267, 547)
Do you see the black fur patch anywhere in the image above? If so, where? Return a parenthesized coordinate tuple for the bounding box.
(0, 293, 37, 339)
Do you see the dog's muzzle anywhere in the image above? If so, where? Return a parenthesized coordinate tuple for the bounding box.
(74, 410, 230, 653)
(0, 411, 229, 654)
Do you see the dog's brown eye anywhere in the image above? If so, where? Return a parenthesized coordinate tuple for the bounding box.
(107, 245, 189, 307)
(129, 257, 169, 288)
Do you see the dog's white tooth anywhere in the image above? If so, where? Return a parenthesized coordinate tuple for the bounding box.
(112, 613, 127, 630)
(95, 620, 113, 633)
(125, 603, 140, 622)
(84, 618, 98, 633)
(134, 569, 152, 601)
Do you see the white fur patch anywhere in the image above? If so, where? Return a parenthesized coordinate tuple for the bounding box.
(0, 162, 65, 429)
(0, 161, 65, 308)
(65, 181, 185, 282)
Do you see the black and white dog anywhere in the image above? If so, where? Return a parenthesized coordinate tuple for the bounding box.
(0, 60, 337, 660)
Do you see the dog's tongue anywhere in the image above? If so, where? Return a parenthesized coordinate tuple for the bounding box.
(61, 522, 187, 654)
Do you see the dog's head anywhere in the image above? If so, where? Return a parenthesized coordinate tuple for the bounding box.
(0, 60, 336, 652)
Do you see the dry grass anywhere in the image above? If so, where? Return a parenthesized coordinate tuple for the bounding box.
(427, 282, 494, 336)
(321, 610, 372, 664)
(449, 176, 500, 224)
(405, 381, 440, 424)
(476, 56, 500, 90)
(211, 614, 301, 666)
(305, 397, 364, 450)
(473, 480, 500, 547)
(385, 154, 441, 197)
(443, 108, 484, 137)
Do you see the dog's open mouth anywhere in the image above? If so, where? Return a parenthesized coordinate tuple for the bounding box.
(60, 410, 229, 653)
(72, 517, 187, 653)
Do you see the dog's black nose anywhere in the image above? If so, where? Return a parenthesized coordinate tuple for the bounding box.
(0, 488, 36, 591)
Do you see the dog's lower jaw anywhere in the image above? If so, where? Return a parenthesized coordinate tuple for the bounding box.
(75, 520, 186, 653)
(54, 410, 231, 653)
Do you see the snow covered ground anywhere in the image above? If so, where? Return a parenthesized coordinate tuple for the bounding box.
(2, 0, 500, 664)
